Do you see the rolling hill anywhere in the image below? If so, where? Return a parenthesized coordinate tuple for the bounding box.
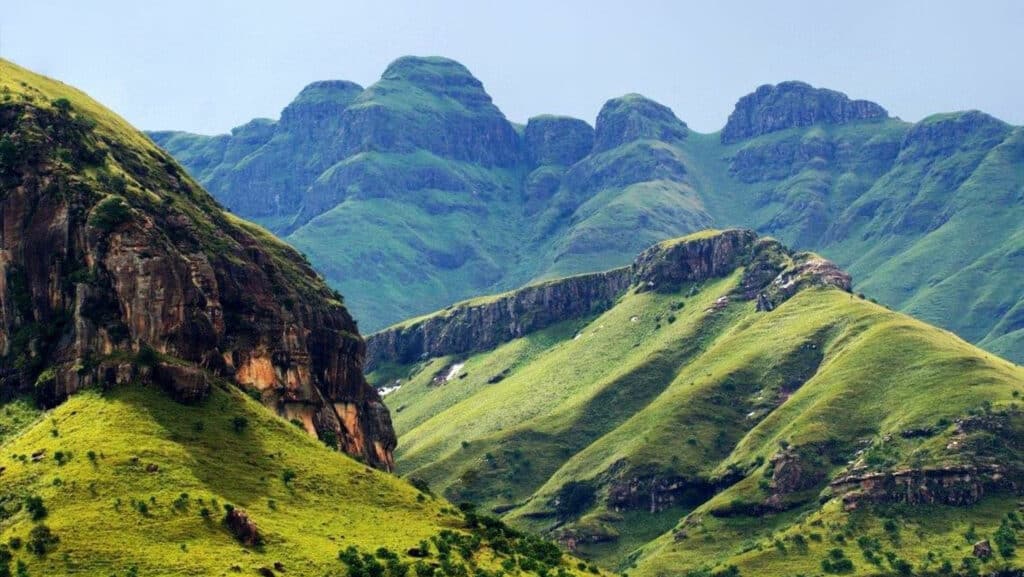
(0, 59, 597, 577)
(149, 57, 1024, 366)
(367, 230, 1024, 576)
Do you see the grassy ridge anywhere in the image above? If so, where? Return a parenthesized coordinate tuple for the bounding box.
(372, 244, 1024, 575)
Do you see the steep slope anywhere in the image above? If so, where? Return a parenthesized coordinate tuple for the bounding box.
(0, 59, 600, 577)
(367, 230, 1024, 576)
(0, 57, 393, 469)
(151, 59, 1024, 364)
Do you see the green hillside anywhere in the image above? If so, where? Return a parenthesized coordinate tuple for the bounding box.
(150, 63, 1024, 366)
(369, 231, 1024, 576)
(0, 382, 602, 577)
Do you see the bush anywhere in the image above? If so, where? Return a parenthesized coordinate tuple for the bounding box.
(24, 496, 47, 521)
(232, 416, 249, 434)
(410, 477, 433, 496)
(88, 195, 132, 232)
(554, 481, 595, 520)
(26, 524, 58, 556)
(282, 468, 297, 485)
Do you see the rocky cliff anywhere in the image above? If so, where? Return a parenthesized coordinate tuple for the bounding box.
(367, 229, 851, 370)
(0, 59, 395, 470)
(721, 81, 888, 143)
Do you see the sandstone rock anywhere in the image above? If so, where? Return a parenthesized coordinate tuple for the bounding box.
(225, 508, 262, 547)
(721, 81, 888, 144)
(0, 88, 395, 471)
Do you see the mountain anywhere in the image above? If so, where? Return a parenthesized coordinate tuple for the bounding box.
(366, 230, 1024, 576)
(0, 59, 597, 577)
(148, 59, 1024, 366)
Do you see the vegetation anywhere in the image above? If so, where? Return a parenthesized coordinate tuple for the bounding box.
(371, 234, 1024, 574)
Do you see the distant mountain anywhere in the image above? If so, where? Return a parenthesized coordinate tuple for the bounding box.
(150, 57, 1024, 364)
(366, 230, 1024, 576)
(0, 58, 598, 577)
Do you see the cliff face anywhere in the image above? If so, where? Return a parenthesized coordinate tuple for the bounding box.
(366, 268, 633, 370)
(721, 81, 888, 143)
(0, 60, 395, 470)
(367, 229, 850, 370)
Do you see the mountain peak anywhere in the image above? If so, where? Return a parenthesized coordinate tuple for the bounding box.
(593, 93, 688, 152)
(721, 81, 888, 143)
(291, 79, 364, 106)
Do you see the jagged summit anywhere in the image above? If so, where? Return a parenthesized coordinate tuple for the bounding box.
(593, 93, 688, 151)
(721, 80, 888, 143)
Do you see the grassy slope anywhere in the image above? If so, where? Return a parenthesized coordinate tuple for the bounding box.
(0, 384, 455, 576)
(372, 257, 1024, 575)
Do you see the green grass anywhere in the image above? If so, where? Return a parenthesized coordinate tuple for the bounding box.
(371, 241, 1024, 573)
(0, 383, 602, 577)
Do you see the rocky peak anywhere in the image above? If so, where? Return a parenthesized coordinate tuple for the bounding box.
(593, 94, 688, 152)
(523, 115, 595, 167)
(279, 79, 364, 129)
(377, 55, 497, 112)
(0, 60, 395, 470)
(898, 110, 1010, 161)
(721, 81, 888, 144)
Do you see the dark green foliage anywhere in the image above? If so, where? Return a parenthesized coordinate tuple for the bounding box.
(231, 416, 248, 434)
(995, 518, 1017, 558)
(26, 525, 58, 556)
(553, 481, 595, 520)
(410, 477, 433, 496)
(87, 195, 132, 232)
(24, 496, 46, 521)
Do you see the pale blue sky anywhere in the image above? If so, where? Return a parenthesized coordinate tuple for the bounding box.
(3, 1, 1020, 134)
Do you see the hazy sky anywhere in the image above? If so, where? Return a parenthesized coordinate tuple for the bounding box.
(3, 1, 1021, 134)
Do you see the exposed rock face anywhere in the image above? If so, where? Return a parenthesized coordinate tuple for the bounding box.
(721, 81, 888, 144)
(368, 229, 851, 370)
(593, 94, 688, 152)
(366, 268, 633, 370)
(607, 474, 713, 513)
(523, 115, 594, 168)
(633, 230, 757, 292)
(829, 465, 1019, 510)
(225, 508, 262, 546)
(0, 81, 395, 470)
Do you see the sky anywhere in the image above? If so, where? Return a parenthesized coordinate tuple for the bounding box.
(2, 1, 1021, 135)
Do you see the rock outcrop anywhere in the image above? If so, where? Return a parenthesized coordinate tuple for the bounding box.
(366, 268, 633, 370)
(593, 94, 688, 152)
(721, 81, 888, 144)
(523, 115, 594, 168)
(0, 62, 395, 470)
(367, 229, 851, 369)
(830, 465, 1020, 510)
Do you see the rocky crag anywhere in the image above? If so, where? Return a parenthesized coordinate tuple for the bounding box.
(0, 59, 395, 470)
(367, 229, 850, 370)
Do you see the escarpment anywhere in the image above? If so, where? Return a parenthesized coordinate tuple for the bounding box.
(0, 60, 395, 470)
(367, 229, 851, 369)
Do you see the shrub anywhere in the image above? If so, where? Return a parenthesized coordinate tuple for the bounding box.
(232, 416, 249, 434)
(554, 481, 595, 520)
(410, 477, 433, 495)
(26, 524, 58, 556)
(995, 519, 1017, 558)
(24, 496, 47, 521)
(282, 468, 297, 485)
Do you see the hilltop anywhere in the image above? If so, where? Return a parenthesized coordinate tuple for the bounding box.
(368, 230, 1024, 576)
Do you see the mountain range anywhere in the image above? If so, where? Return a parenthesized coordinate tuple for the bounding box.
(149, 56, 1024, 364)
